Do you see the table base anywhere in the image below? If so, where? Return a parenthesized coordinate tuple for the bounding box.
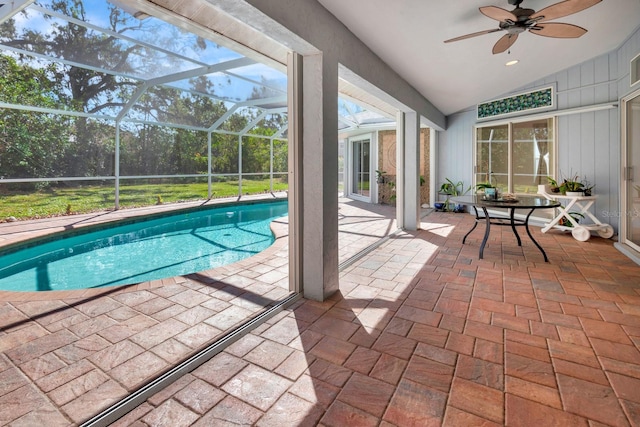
(463, 206, 549, 262)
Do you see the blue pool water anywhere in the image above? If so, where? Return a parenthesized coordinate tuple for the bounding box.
(0, 200, 288, 292)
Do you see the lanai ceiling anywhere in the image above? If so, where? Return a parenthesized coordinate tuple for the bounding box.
(317, 0, 640, 116)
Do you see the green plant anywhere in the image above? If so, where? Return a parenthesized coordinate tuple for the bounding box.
(547, 176, 560, 193)
(582, 180, 595, 196)
(559, 212, 585, 228)
(439, 178, 470, 212)
(439, 178, 469, 197)
(557, 171, 591, 195)
(476, 171, 497, 191)
(475, 182, 495, 192)
(560, 178, 583, 193)
(388, 180, 396, 204)
(634, 184, 640, 197)
(376, 171, 397, 205)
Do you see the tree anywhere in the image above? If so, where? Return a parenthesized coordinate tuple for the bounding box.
(0, 54, 69, 181)
(0, 0, 288, 187)
(0, 0, 209, 177)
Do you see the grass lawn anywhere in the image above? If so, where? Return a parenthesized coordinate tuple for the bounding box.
(0, 179, 288, 220)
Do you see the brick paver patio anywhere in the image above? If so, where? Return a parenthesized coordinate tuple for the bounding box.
(1, 201, 640, 426)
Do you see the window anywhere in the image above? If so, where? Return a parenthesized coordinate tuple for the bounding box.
(632, 52, 640, 87)
(475, 118, 555, 194)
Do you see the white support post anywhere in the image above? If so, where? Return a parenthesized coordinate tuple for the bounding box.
(207, 131, 212, 199)
(430, 128, 437, 208)
(270, 137, 274, 193)
(287, 51, 339, 301)
(402, 111, 420, 230)
(115, 123, 120, 210)
(287, 52, 303, 294)
(395, 111, 405, 229)
(238, 135, 243, 198)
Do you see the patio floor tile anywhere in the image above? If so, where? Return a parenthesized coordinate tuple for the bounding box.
(505, 375, 562, 409)
(221, 365, 292, 411)
(337, 373, 395, 417)
(557, 374, 629, 427)
(322, 400, 379, 427)
(1, 203, 640, 425)
(506, 394, 589, 426)
(174, 378, 226, 415)
(448, 377, 504, 424)
(191, 396, 263, 427)
(383, 379, 447, 426)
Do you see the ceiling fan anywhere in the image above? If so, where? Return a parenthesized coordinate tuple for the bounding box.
(444, 0, 602, 54)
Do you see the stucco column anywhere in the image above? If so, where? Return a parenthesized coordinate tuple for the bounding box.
(294, 53, 339, 301)
(397, 111, 421, 230)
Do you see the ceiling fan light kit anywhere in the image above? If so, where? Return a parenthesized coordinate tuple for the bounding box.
(444, 0, 602, 54)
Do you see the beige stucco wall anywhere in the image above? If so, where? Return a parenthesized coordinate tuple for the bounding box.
(378, 128, 430, 205)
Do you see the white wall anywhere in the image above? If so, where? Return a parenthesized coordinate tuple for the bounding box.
(439, 26, 640, 232)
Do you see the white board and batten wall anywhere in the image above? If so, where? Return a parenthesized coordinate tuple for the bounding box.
(439, 25, 640, 232)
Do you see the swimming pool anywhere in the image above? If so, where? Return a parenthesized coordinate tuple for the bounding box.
(0, 200, 288, 292)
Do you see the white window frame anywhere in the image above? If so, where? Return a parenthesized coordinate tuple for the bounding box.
(473, 115, 557, 193)
(473, 115, 557, 222)
(346, 133, 375, 203)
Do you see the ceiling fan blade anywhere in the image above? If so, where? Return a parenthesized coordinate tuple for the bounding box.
(492, 33, 518, 54)
(529, 22, 587, 38)
(444, 28, 502, 43)
(530, 0, 601, 23)
(479, 6, 518, 22)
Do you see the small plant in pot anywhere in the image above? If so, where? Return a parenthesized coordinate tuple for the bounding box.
(476, 182, 499, 201)
(558, 211, 585, 228)
(476, 172, 499, 200)
(582, 182, 594, 197)
(439, 178, 470, 212)
(546, 176, 561, 193)
(560, 178, 584, 196)
(558, 172, 589, 196)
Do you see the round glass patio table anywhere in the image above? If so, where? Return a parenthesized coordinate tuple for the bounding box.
(451, 195, 561, 262)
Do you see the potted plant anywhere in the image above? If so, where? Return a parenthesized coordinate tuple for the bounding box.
(475, 171, 502, 200)
(544, 176, 561, 193)
(551, 171, 594, 197)
(558, 211, 585, 228)
(561, 180, 584, 196)
(582, 180, 595, 197)
(439, 178, 470, 212)
(559, 172, 585, 196)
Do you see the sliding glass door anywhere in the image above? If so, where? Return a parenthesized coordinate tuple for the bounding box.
(475, 118, 555, 194)
(349, 135, 371, 201)
(623, 90, 640, 251)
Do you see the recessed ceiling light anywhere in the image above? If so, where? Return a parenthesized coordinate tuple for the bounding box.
(505, 60, 519, 66)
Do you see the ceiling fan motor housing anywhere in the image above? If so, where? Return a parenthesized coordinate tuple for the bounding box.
(500, 6, 536, 33)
